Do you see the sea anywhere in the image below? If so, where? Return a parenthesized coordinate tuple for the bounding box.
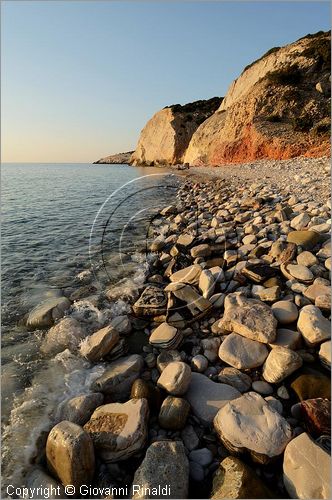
(1, 162, 179, 491)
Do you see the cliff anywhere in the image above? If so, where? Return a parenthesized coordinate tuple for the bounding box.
(184, 30, 330, 165)
(93, 151, 134, 164)
(131, 30, 330, 166)
(130, 97, 222, 166)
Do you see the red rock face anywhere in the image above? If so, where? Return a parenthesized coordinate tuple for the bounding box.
(300, 398, 331, 438)
(209, 124, 331, 165)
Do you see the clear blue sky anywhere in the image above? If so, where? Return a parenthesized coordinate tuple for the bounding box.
(2, 1, 330, 162)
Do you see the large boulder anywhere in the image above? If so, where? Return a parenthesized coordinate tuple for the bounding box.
(212, 293, 277, 343)
(283, 433, 331, 499)
(79, 325, 119, 362)
(131, 441, 189, 498)
(41, 317, 86, 355)
(84, 399, 149, 462)
(219, 333, 268, 369)
(55, 393, 104, 426)
(213, 392, 292, 464)
(46, 421, 95, 489)
(91, 354, 144, 399)
(297, 305, 331, 345)
(27, 297, 71, 329)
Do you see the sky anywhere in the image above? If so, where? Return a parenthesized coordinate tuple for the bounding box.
(1, 1, 330, 163)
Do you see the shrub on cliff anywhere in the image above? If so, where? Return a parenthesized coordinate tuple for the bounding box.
(301, 32, 331, 71)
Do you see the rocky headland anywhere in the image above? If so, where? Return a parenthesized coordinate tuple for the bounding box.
(94, 151, 134, 164)
(130, 30, 330, 166)
(22, 155, 331, 499)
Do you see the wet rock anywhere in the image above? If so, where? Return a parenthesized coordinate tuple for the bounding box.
(84, 399, 149, 462)
(300, 398, 331, 437)
(262, 347, 303, 383)
(158, 396, 190, 430)
(213, 293, 277, 343)
(46, 421, 95, 489)
(297, 305, 331, 345)
(130, 379, 161, 409)
(80, 325, 119, 362)
(25, 467, 66, 499)
(287, 230, 320, 250)
(291, 370, 331, 401)
(41, 317, 86, 355)
(132, 286, 167, 317)
(111, 315, 132, 335)
(319, 341, 331, 370)
(214, 392, 292, 464)
(92, 354, 144, 399)
(217, 367, 252, 392)
(106, 337, 128, 360)
(271, 301, 298, 324)
(131, 441, 189, 499)
(157, 361, 191, 395)
(55, 393, 104, 426)
(211, 456, 273, 499)
(27, 297, 71, 330)
(185, 372, 241, 424)
(169, 264, 202, 285)
(283, 432, 331, 499)
(219, 333, 268, 369)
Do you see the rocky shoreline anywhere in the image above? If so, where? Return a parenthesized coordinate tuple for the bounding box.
(21, 156, 330, 499)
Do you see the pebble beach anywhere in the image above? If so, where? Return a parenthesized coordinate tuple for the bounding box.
(5, 156, 331, 499)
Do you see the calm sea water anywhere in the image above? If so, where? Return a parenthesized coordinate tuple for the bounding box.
(1, 162, 178, 489)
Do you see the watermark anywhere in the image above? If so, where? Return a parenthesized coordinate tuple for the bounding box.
(6, 483, 172, 498)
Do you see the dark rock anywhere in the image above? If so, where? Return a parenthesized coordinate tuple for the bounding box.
(300, 398, 331, 437)
(158, 396, 190, 430)
(291, 370, 331, 401)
